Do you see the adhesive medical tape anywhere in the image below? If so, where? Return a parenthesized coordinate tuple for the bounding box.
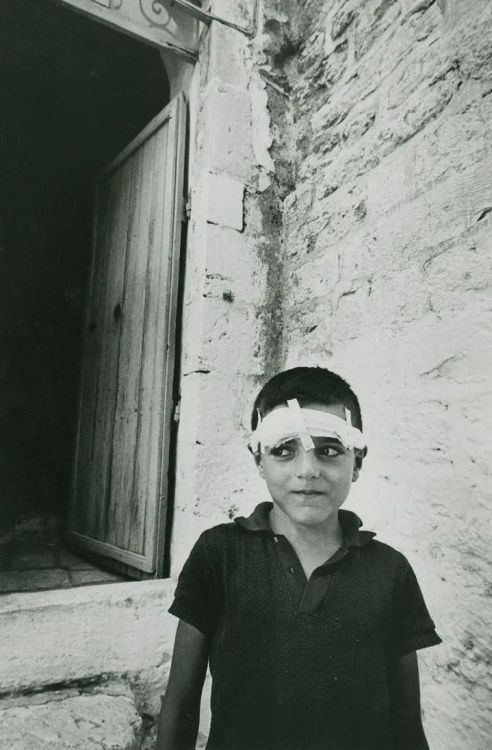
(286, 398, 315, 451)
(249, 400, 366, 454)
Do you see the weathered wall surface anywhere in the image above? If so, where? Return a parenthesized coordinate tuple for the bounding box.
(266, 0, 491, 747)
(169, 0, 279, 573)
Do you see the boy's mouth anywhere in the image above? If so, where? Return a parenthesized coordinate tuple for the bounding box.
(293, 489, 324, 495)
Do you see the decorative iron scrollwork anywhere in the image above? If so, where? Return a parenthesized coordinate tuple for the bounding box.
(139, 0, 171, 27)
(90, 0, 122, 8)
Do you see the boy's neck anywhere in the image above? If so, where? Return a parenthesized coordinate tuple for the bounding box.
(269, 505, 343, 548)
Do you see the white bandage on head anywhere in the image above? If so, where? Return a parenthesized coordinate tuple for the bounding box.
(249, 398, 366, 454)
(286, 398, 315, 451)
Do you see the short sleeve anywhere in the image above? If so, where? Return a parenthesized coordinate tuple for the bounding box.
(392, 558, 442, 656)
(168, 532, 223, 636)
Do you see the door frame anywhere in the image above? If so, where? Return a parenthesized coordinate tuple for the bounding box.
(61, 3, 192, 579)
(49, 0, 199, 61)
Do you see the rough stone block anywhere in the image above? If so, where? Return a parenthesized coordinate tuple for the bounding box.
(364, 140, 416, 219)
(310, 182, 368, 247)
(384, 41, 452, 111)
(199, 297, 263, 376)
(206, 172, 244, 231)
(423, 226, 491, 293)
(207, 23, 248, 87)
(249, 74, 275, 189)
(205, 86, 253, 179)
(291, 252, 339, 305)
(311, 96, 350, 134)
(331, 3, 358, 40)
(342, 108, 376, 143)
(380, 73, 458, 150)
(0, 693, 141, 750)
(446, 2, 492, 79)
(204, 224, 266, 306)
(401, 0, 441, 41)
(413, 95, 492, 193)
(353, 0, 401, 60)
(0, 580, 175, 693)
(283, 297, 335, 363)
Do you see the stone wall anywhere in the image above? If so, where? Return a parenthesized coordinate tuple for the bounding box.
(263, 0, 491, 747)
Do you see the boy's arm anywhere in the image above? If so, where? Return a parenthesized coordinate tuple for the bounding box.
(390, 651, 430, 750)
(156, 619, 209, 750)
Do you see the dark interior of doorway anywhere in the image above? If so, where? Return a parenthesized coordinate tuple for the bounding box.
(0, 0, 170, 592)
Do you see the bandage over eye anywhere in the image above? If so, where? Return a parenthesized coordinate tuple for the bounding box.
(249, 399, 366, 454)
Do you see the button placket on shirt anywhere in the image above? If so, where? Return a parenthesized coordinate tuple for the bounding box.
(271, 534, 349, 613)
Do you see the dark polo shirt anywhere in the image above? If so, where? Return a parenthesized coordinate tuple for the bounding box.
(169, 503, 441, 750)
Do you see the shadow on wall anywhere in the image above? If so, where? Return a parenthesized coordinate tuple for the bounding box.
(0, 0, 169, 557)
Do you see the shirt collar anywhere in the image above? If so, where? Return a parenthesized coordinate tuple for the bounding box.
(234, 501, 375, 548)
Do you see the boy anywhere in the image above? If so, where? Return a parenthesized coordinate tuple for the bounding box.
(157, 367, 441, 750)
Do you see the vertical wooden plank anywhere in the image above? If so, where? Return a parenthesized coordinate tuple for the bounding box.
(105, 136, 155, 548)
(88, 156, 134, 539)
(71, 175, 114, 533)
(153, 95, 187, 574)
(126, 123, 170, 556)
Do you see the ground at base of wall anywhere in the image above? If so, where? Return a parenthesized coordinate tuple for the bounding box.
(0, 687, 141, 750)
(0, 536, 125, 593)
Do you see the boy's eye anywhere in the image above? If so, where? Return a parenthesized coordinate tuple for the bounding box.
(316, 444, 343, 458)
(268, 443, 295, 458)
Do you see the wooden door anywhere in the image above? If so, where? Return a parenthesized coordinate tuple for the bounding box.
(68, 95, 186, 577)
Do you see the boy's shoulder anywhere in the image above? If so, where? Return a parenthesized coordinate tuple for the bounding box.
(193, 517, 245, 552)
(199, 519, 243, 541)
(362, 536, 412, 571)
(192, 503, 277, 560)
(196, 502, 272, 544)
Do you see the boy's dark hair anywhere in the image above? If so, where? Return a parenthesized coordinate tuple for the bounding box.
(251, 366, 363, 431)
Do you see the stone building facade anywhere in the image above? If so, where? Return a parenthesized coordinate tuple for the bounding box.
(1, 1, 491, 748)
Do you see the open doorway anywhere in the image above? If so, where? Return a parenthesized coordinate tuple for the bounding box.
(0, 0, 171, 592)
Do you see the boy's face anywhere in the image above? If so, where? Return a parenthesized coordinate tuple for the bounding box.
(256, 402, 362, 528)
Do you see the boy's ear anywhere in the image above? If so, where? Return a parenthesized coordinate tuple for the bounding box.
(252, 451, 265, 477)
(352, 446, 367, 482)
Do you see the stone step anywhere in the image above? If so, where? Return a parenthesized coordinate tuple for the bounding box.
(0, 692, 142, 750)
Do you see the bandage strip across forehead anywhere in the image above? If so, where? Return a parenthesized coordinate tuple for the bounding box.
(249, 398, 366, 454)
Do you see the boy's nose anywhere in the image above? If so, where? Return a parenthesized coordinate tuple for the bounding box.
(296, 448, 321, 479)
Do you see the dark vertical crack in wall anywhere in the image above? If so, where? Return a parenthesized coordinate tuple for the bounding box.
(253, 2, 301, 376)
